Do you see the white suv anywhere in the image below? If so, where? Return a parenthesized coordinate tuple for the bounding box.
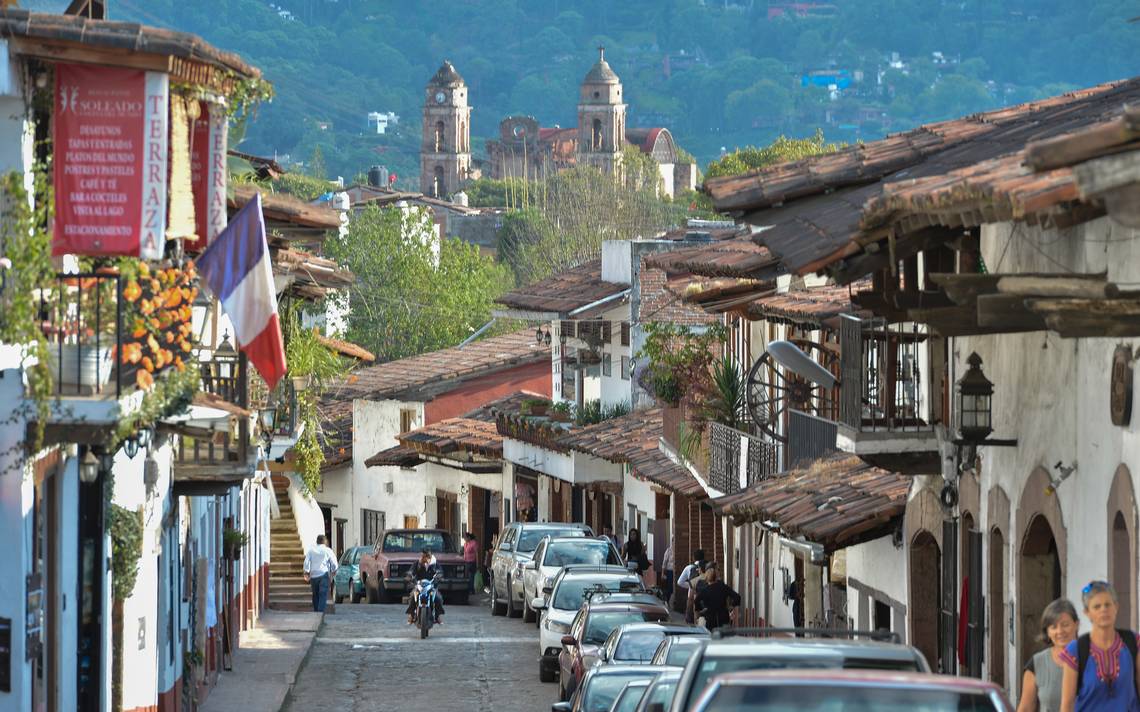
(521, 536, 627, 624)
(533, 566, 644, 683)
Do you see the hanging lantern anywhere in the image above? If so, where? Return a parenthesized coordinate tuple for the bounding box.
(956, 352, 993, 444)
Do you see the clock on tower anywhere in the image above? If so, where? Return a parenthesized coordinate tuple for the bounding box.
(435, 90, 447, 104)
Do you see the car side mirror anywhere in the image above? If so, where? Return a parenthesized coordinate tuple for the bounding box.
(598, 649, 608, 662)
(532, 597, 546, 610)
(527, 561, 539, 570)
(561, 635, 577, 647)
(552, 703, 572, 712)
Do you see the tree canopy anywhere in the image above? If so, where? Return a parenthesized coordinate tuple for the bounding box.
(324, 205, 513, 361)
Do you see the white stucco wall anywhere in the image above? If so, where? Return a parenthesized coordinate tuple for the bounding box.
(622, 469, 658, 559)
(956, 216, 1140, 689)
(845, 535, 909, 638)
(598, 303, 633, 410)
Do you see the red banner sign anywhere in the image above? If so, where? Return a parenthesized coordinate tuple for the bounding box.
(188, 101, 228, 252)
(52, 63, 169, 259)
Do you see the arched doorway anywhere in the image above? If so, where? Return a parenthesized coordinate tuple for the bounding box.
(1018, 514, 1061, 678)
(1112, 512, 1132, 629)
(911, 530, 941, 670)
(988, 526, 1006, 687)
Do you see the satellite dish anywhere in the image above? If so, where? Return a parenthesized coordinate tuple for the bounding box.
(767, 340, 839, 389)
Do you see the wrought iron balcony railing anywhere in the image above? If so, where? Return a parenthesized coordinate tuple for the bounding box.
(708, 421, 779, 494)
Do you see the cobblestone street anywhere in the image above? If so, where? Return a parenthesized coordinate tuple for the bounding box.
(282, 596, 557, 712)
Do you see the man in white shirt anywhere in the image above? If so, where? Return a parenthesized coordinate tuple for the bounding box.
(303, 534, 338, 612)
(662, 541, 676, 608)
(675, 548, 706, 623)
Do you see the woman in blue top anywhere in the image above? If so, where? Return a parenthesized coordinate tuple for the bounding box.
(1060, 581, 1140, 712)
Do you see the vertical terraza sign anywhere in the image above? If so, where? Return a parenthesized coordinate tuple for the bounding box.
(52, 63, 169, 259)
(188, 101, 228, 252)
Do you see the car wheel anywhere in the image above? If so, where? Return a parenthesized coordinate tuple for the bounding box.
(506, 578, 521, 618)
(490, 578, 506, 616)
(350, 580, 363, 604)
(539, 661, 555, 683)
(334, 587, 345, 604)
(364, 575, 379, 604)
(522, 591, 536, 623)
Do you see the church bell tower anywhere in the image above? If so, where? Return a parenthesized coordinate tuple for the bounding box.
(421, 61, 471, 198)
(577, 47, 626, 175)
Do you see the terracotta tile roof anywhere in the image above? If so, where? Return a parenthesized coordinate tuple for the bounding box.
(0, 9, 258, 78)
(859, 108, 1140, 236)
(364, 445, 423, 468)
(711, 453, 911, 552)
(742, 282, 869, 326)
(495, 260, 627, 317)
(643, 235, 781, 279)
(319, 330, 550, 461)
(363, 391, 545, 468)
(497, 408, 705, 496)
(702, 78, 1140, 279)
(316, 335, 375, 363)
(272, 248, 354, 301)
(231, 186, 342, 230)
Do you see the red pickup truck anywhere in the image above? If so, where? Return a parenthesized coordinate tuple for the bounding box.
(358, 528, 471, 605)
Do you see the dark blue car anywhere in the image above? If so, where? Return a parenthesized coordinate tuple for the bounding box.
(333, 546, 370, 603)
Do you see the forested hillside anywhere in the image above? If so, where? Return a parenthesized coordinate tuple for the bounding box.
(103, 0, 1138, 186)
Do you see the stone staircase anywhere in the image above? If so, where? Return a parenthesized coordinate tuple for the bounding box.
(268, 486, 311, 610)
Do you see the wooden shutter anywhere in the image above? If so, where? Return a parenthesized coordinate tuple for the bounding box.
(424, 496, 438, 528)
(967, 528, 984, 677)
(941, 519, 958, 675)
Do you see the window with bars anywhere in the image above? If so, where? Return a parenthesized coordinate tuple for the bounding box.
(399, 408, 416, 434)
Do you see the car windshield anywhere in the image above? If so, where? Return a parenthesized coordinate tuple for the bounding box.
(583, 673, 646, 712)
(611, 683, 648, 712)
(616, 630, 667, 661)
(518, 528, 585, 552)
(586, 611, 667, 645)
(381, 532, 456, 554)
(553, 578, 641, 611)
(699, 684, 997, 712)
(545, 540, 620, 567)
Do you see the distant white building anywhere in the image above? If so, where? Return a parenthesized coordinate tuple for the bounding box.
(368, 111, 400, 135)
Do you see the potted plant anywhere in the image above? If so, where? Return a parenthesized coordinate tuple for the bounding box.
(521, 398, 549, 417)
(550, 401, 573, 422)
(222, 527, 250, 560)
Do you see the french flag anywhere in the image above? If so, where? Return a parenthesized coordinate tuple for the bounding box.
(195, 192, 287, 389)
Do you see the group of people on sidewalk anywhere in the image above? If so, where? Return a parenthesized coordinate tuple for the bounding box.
(1019, 580, 1140, 712)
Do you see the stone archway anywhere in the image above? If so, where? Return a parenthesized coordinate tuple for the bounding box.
(988, 485, 1011, 689)
(1016, 468, 1067, 687)
(1107, 465, 1138, 630)
(911, 530, 941, 670)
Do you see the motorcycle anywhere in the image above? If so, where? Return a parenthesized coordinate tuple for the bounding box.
(409, 572, 443, 639)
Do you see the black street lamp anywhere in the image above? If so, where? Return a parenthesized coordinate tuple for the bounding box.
(956, 352, 993, 444)
(214, 331, 238, 381)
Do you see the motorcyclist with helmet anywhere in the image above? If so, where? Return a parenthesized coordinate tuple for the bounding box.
(405, 548, 445, 625)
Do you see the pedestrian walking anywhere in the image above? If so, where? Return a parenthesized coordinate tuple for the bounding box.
(661, 540, 675, 605)
(1017, 598, 1079, 712)
(622, 527, 649, 576)
(303, 534, 338, 613)
(676, 549, 706, 623)
(462, 532, 479, 595)
(694, 563, 740, 632)
(1059, 580, 1140, 712)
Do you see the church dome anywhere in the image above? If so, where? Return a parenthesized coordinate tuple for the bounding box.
(429, 61, 464, 87)
(582, 47, 619, 85)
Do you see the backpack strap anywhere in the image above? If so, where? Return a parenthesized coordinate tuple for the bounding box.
(1077, 633, 1091, 695)
(1118, 629, 1139, 699)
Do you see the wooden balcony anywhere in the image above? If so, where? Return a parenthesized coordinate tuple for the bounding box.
(837, 315, 944, 474)
(170, 353, 257, 495)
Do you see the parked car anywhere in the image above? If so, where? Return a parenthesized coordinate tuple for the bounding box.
(553, 664, 678, 712)
(522, 535, 626, 623)
(608, 679, 652, 712)
(332, 545, 370, 603)
(357, 529, 471, 605)
(650, 636, 706, 669)
(667, 630, 932, 712)
(558, 591, 671, 701)
(599, 622, 708, 666)
(535, 566, 644, 683)
(688, 669, 1013, 712)
(633, 668, 682, 712)
(490, 522, 592, 618)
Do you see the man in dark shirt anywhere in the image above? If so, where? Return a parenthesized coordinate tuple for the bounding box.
(694, 563, 741, 631)
(405, 549, 445, 624)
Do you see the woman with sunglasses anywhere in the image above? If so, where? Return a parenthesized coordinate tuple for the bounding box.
(1019, 599, 1079, 712)
(1060, 581, 1140, 712)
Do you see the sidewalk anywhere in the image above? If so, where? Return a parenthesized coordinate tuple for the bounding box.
(199, 609, 323, 712)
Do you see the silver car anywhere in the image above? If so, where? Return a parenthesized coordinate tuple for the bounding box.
(522, 536, 627, 623)
(490, 522, 592, 618)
